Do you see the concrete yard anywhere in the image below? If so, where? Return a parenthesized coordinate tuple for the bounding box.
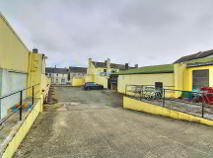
(14, 87, 213, 158)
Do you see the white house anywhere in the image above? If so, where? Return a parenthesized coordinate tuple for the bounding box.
(46, 67, 69, 85)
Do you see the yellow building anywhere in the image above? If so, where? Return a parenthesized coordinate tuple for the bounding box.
(69, 66, 87, 86)
(0, 13, 49, 119)
(175, 58, 213, 91)
(117, 64, 175, 94)
(87, 58, 132, 88)
(117, 49, 213, 96)
(28, 49, 48, 98)
(46, 67, 69, 85)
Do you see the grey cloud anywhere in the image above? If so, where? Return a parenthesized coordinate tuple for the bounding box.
(1, 0, 213, 67)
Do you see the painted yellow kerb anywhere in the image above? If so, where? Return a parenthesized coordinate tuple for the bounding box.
(2, 95, 44, 158)
(123, 96, 213, 127)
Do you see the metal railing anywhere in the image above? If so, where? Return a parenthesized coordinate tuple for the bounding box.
(0, 83, 40, 125)
(125, 84, 213, 119)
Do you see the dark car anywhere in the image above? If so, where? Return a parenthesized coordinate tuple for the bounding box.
(84, 82, 104, 90)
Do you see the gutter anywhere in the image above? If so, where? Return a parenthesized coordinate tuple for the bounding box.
(187, 62, 213, 68)
(116, 71, 174, 75)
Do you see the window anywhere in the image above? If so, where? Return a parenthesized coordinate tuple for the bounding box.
(61, 79, 65, 84)
(192, 69, 209, 89)
(87, 82, 96, 86)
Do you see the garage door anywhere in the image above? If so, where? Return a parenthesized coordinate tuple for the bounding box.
(192, 69, 209, 89)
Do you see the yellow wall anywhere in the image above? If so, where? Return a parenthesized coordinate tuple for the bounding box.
(87, 63, 97, 75)
(85, 75, 94, 83)
(95, 75, 108, 88)
(174, 64, 213, 91)
(84, 74, 108, 88)
(72, 77, 85, 86)
(184, 65, 213, 91)
(174, 64, 187, 97)
(0, 14, 29, 72)
(88, 61, 106, 75)
(87, 60, 121, 89)
(88, 63, 119, 76)
(41, 74, 51, 101)
(28, 52, 49, 98)
(28, 53, 42, 97)
(123, 96, 213, 127)
(88, 65, 106, 75)
(2, 94, 46, 158)
(118, 73, 174, 94)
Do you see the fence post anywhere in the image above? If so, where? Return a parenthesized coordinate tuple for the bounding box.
(140, 85, 143, 101)
(163, 89, 165, 107)
(202, 94, 204, 118)
(32, 86, 34, 105)
(19, 91, 23, 121)
(141, 85, 143, 100)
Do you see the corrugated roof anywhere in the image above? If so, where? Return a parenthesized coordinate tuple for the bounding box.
(46, 67, 69, 74)
(69, 67, 87, 73)
(116, 64, 174, 75)
(185, 57, 213, 64)
(174, 49, 213, 63)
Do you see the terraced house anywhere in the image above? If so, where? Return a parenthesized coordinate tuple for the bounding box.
(0, 13, 49, 119)
(45, 67, 69, 85)
(116, 49, 213, 96)
(86, 57, 134, 88)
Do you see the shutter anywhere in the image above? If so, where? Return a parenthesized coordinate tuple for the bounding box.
(192, 69, 209, 89)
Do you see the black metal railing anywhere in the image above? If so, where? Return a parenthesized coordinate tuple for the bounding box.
(125, 84, 213, 119)
(0, 83, 40, 125)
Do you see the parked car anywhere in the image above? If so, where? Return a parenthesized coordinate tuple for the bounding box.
(84, 82, 104, 90)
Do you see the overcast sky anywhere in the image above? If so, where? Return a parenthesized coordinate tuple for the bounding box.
(1, 0, 213, 67)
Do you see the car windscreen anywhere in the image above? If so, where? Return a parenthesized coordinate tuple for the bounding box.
(87, 82, 96, 86)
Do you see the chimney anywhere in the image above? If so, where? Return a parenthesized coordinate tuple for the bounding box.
(107, 58, 111, 69)
(135, 64, 138, 68)
(88, 58, 92, 74)
(125, 63, 129, 70)
(88, 58, 92, 67)
(32, 48, 38, 53)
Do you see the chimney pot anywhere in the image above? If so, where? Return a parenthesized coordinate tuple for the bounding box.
(32, 48, 38, 53)
(106, 58, 111, 69)
(125, 63, 129, 70)
(88, 58, 92, 66)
